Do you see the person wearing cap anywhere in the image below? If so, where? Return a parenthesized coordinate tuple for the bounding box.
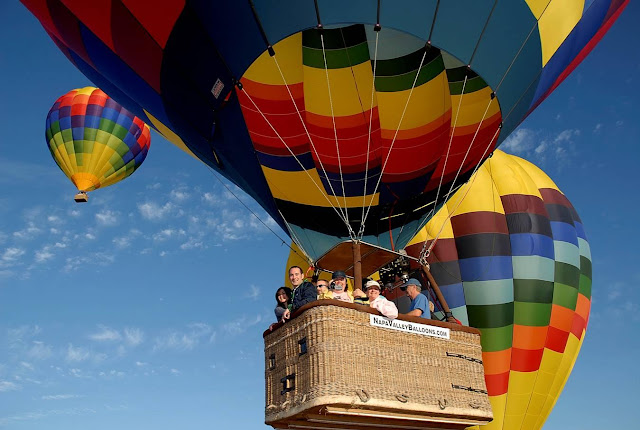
(329, 270, 353, 303)
(365, 280, 398, 319)
(282, 265, 318, 320)
(401, 278, 433, 319)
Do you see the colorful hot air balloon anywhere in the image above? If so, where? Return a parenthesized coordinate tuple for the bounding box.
(284, 149, 591, 430)
(45, 87, 151, 202)
(23, 0, 627, 256)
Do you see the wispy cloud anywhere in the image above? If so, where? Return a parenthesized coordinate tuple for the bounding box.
(27, 342, 53, 360)
(63, 252, 115, 272)
(0, 380, 20, 392)
(245, 285, 260, 301)
(88, 325, 121, 342)
(153, 323, 214, 352)
(13, 222, 42, 240)
(95, 210, 119, 227)
(138, 202, 174, 221)
(501, 128, 536, 155)
(0, 407, 96, 426)
(123, 328, 144, 347)
(41, 394, 84, 400)
(221, 315, 264, 336)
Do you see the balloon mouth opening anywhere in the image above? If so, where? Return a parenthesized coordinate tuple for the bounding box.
(71, 173, 100, 193)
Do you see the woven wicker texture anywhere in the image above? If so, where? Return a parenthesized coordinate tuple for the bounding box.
(265, 303, 492, 428)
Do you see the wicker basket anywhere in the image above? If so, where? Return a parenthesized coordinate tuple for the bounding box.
(264, 301, 492, 430)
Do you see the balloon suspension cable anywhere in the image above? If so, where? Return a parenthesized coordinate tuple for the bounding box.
(425, 73, 469, 224)
(270, 55, 350, 225)
(239, 86, 354, 235)
(358, 28, 380, 240)
(418, 124, 501, 263)
(203, 163, 309, 264)
(278, 207, 314, 265)
(360, 46, 430, 236)
(319, 30, 352, 233)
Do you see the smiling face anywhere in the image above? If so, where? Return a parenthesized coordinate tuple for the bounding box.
(366, 287, 380, 301)
(276, 289, 289, 304)
(289, 267, 304, 287)
(332, 276, 346, 291)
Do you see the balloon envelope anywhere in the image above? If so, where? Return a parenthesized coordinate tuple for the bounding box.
(25, 0, 625, 258)
(46, 87, 151, 194)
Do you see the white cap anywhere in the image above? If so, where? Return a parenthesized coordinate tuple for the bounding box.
(365, 280, 381, 290)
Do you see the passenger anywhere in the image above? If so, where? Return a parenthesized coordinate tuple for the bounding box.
(273, 287, 292, 323)
(282, 266, 317, 320)
(329, 270, 353, 303)
(316, 279, 333, 300)
(365, 280, 397, 319)
(400, 278, 434, 319)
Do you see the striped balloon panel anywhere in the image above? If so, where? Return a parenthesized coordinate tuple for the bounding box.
(237, 24, 501, 251)
(400, 150, 590, 430)
(45, 87, 150, 192)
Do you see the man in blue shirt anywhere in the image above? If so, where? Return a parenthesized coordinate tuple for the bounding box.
(400, 278, 433, 319)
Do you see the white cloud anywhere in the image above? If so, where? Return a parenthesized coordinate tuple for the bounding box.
(66, 344, 90, 362)
(41, 394, 83, 400)
(135, 361, 148, 367)
(95, 210, 119, 227)
(124, 328, 144, 346)
(34, 247, 55, 263)
(2, 247, 25, 263)
(152, 229, 185, 242)
(0, 380, 20, 392)
(170, 189, 190, 201)
(593, 123, 603, 133)
(27, 341, 52, 360)
(64, 252, 115, 272)
(246, 285, 260, 301)
(0, 407, 96, 426)
(13, 222, 41, 240)
(221, 315, 264, 336)
(85, 233, 96, 240)
(112, 237, 131, 249)
(47, 215, 61, 223)
(138, 202, 174, 221)
(153, 323, 213, 352)
(616, 120, 624, 126)
(170, 368, 181, 375)
(501, 128, 536, 155)
(89, 325, 121, 342)
(179, 237, 204, 250)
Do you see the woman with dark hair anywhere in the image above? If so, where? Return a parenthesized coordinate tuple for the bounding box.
(274, 287, 292, 323)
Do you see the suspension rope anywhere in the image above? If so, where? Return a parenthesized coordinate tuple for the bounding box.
(358, 29, 381, 239)
(240, 87, 354, 234)
(418, 124, 501, 263)
(426, 74, 469, 223)
(270, 56, 350, 224)
(360, 47, 430, 236)
(320, 32, 352, 236)
(203, 163, 309, 263)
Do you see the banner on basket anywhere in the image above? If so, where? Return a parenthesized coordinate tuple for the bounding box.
(369, 314, 450, 339)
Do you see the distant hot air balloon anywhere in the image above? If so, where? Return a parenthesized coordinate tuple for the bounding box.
(45, 87, 151, 202)
(284, 149, 592, 430)
(24, 0, 627, 256)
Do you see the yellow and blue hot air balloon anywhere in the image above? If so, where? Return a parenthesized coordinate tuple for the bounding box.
(45, 87, 151, 202)
(284, 150, 591, 430)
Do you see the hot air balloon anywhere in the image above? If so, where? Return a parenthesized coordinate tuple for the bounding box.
(285, 150, 591, 430)
(23, 0, 627, 258)
(45, 87, 151, 202)
(24, 1, 612, 429)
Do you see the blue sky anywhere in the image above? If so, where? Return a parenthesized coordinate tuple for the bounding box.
(1, 2, 638, 429)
